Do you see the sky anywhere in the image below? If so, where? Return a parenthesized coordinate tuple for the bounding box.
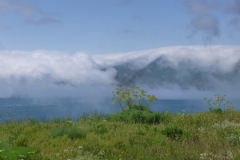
(0, 0, 240, 54)
(1, 0, 240, 100)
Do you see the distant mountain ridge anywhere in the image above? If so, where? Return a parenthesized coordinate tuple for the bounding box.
(94, 46, 240, 91)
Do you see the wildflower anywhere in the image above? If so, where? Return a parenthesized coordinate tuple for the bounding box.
(227, 151, 233, 159)
(199, 151, 234, 160)
(19, 155, 26, 158)
(28, 151, 35, 154)
(118, 151, 124, 158)
(181, 110, 185, 115)
(98, 150, 104, 156)
(199, 152, 208, 159)
(78, 146, 83, 149)
(198, 127, 205, 132)
(213, 120, 240, 129)
(0, 150, 3, 152)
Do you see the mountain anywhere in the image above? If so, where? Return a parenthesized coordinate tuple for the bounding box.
(94, 46, 240, 91)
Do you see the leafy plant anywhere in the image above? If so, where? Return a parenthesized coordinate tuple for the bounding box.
(111, 84, 157, 110)
(107, 107, 166, 124)
(162, 126, 184, 140)
(226, 129, 240, 146)
(204, 94, 236, 113)
(50, 125, 87, 139)
(93, 123, 108, 134)
(152, 134, 166, 146)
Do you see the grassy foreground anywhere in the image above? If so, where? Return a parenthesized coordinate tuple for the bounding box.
(1, 109, 240, 160)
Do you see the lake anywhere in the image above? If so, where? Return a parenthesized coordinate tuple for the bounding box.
(0, 98, 239, 122)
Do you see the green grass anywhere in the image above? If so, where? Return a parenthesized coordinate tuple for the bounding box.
(1, 109, 240, 159)
(50, 125, 87, 139)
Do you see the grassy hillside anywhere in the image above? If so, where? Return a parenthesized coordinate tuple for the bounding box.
(0, 109, 240, 160)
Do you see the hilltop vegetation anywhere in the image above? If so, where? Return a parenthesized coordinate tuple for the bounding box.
(0, 86, 239, 160)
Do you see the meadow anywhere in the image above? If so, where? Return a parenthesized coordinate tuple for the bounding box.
(0, 86, 239, 160)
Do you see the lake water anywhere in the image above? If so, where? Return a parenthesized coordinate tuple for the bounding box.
(0, 98, 240, 122)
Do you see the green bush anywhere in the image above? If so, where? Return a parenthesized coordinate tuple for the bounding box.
(50, 125, 87, 139)
(93, 123, 108, 134)
(107, 106, 167, 124)
(162, 125, 184, 140)
(209, 107, 223, 113)
(129, 104, 150, 111)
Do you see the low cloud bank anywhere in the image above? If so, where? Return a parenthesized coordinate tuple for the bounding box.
(0, 45, 240, 99)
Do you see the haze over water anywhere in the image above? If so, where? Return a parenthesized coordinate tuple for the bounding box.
(1, 45, 240, 120)
(1, 1, 240, 119)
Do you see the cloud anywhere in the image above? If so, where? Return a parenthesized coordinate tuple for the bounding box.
(0, 0, 61, 26)
(226, 0, 240, 15)
(185, 0, 221, 41)
(0, 50, 117, 85)
(191, 14, 219, 37)
(0, 46, 240, 99)
(0, 0, 41, 16)
(225, 0, 240, 28)
(230, 17, 240, 26)
(26, 17, 62, 25)
(117, 29, 135, 35)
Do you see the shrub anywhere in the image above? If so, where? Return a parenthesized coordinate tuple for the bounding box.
(50, 125, 87, 139)
(107, 107, 166, 124)
(111, 84, 157, 111)
(93, 123, 108, 134)
(162, 126, 184, 140)
(204, 94, 236, 113)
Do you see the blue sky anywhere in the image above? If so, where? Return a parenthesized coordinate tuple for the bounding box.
(0, 0, 240, 54)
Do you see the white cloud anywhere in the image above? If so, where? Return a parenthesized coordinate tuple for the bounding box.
(0, 0, 40, 16)
(26, 17, 61, 25)
(0, 0, 61, 25)
(93, 45, 240, 73)
(0, 45, 240, 99)
(185, 0, 221, 41)
(0, 50, 117, 85)
(225, 0, 240, 28)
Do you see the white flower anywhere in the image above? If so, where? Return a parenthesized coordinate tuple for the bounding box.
(200, 152, 208, 159)
(227, 151, 233, 159)
(198, 127, 205, 132)
(98, 150, 104, 156)
(19, 154, 26, 158)
(213, 120, 240, 129)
